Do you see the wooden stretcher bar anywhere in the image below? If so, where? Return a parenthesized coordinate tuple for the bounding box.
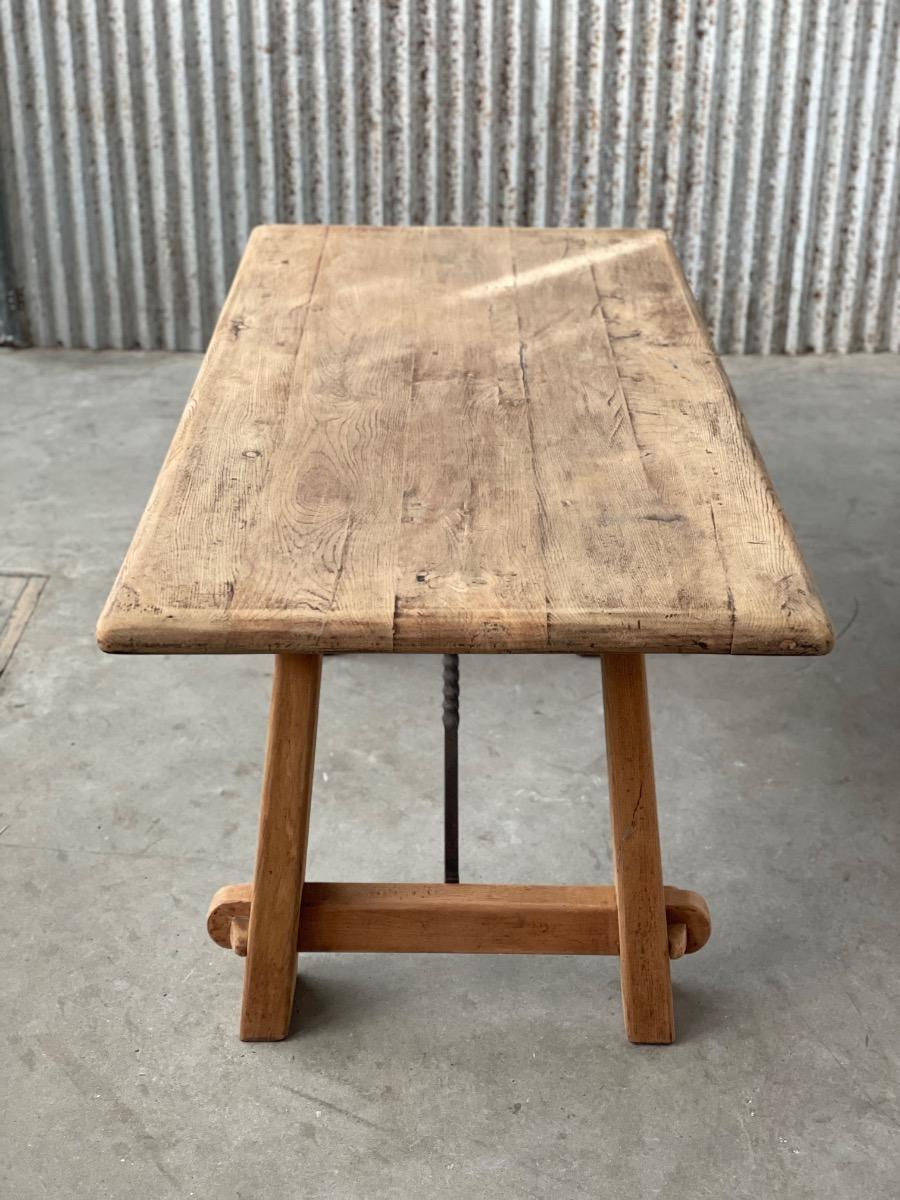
(208, 881, 711, 960)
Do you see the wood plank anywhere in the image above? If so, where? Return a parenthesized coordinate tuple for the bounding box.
(240, 653, 321, 1041)
(97, 225, 328, 652)
(228, 227, 423, 651)
(593, 234, 830, 652)
(509, 228, 730, 651)
(601, 652, 675, 1044)
(207, 881, 712, 958)
(392, 226, 547, 649)
(97, 224, 832, 656)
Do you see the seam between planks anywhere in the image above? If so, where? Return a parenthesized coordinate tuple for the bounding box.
(282, 226, 334, 650)
(508, 228, 552, 651)
(391, 227, 427, 650)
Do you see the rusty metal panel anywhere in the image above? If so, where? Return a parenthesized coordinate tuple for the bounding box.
(0, 0, 897, 352)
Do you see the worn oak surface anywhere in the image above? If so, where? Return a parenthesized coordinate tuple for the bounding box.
(97, 225, 832, 655)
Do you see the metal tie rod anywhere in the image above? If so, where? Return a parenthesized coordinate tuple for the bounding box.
(442, 653, 460, 884)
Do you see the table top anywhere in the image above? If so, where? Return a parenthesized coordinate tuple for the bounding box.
(97, 224, 832, 656)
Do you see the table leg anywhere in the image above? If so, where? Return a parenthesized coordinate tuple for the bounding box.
(601, 653, 675, 1044)
(240, 653, 322, 1041)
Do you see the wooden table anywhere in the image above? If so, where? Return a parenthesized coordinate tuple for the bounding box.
(98, 225, 832, 1045)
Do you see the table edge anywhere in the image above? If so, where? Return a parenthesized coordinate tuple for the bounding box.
(96, 605, 835, 657)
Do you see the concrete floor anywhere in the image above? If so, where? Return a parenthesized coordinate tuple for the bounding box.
(0, 349, 898, 1199)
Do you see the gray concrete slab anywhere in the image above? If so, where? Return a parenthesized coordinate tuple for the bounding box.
(1, 349, 898, 1199)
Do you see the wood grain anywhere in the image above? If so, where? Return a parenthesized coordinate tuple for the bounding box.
(239, 653, 321, 1041)
(207, 881, 712, 958)
(601, 652, 675, 1044)
(97, 225, 832, 656)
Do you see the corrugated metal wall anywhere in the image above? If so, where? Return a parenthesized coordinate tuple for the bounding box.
(0, 0, 898, 353)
